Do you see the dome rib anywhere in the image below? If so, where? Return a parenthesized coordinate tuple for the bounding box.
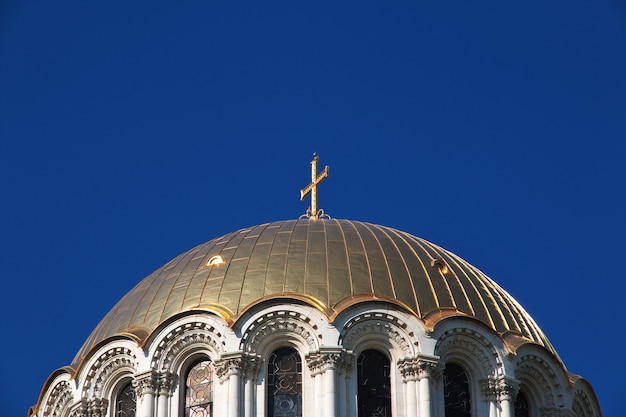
(72, 219, 557, 364)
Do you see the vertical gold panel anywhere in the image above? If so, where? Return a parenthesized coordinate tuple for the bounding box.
(73, 219, 556, 363)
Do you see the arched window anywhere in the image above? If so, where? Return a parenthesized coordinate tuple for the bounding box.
(357, 349, 391, 417)
(267, 347, 302, 417)
(184, 360, 214, 417)
(514, 390, 531, 417)
(443, 363, 471, 417)
(114, 381, 136, 417)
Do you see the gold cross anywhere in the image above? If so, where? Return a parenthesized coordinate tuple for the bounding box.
(300, 153, 329, 219)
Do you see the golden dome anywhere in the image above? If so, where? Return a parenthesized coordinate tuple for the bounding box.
(74, 219, 554, 363)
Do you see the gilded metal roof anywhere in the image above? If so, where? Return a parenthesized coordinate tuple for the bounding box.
(74, 219, 555, 363)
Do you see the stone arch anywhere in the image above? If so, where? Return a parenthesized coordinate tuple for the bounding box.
(572, 389, 596, 417)
(82, 346, 138, 399)
(514, 354, 560, 408)
(339, 311, 417, 360)
(435, 327, 500, 379)
(240, 310, 320, 356)
(43, 380, 73, 417)
(152, 320, 225, 373)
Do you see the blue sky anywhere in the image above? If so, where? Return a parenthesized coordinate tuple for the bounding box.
(1, 1, 625, 416)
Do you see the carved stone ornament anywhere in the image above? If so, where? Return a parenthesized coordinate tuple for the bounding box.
(87, 398, 109, 417)
(337, 351, 355, 374)
(241, 311, 318, 354)
(132, 371, 157, 400)
(341, 313, 414, 356)
(572, 390, 595, 417)
(156, 372, 178, 396)
(398, 355, 441, 382)
(515, 355, 557, 407)
(495, 376, 520, 401)
(242, 354, 262, 379)
(435, 329, 497, 376)
(68, 399, 88, 417)
(215, 354, 244, 383)
(44, 380, 73, 417)
(306, 349, 343, 375)
(540, 408, 576, 417)
(153, 321, 223, 371)
(83, 347, 137, 398)
(480, 377, 498, 400)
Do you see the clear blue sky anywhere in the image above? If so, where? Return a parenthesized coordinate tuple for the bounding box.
(1, 1, 625, 416)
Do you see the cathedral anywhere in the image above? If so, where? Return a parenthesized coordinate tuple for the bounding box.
(30, 156, 602, 417)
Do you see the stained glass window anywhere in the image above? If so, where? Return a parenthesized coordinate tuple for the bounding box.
(443, 363, 471, 417)
(357, 349, 391, 417)
(115, 381, 136, 417)
(514, 390, 531, 417)
(268, 347, 302, 417)
(185, 360, 213, 417)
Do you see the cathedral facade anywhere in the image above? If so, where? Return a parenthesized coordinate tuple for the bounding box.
(31, 218, 601, 417)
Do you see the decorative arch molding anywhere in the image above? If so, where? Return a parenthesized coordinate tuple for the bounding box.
(240, 310, 319, 355)
(339, 311, 417, 358)
(151, 321, 225, 372)
(82, 347, 138, 399)
(434, 327, 500, 378)
(43, 380, 74, 417)
(572, 389, 596, 417)
(514, 355, 561, 408)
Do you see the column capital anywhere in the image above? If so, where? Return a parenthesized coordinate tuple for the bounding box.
(337, 351, 355, 375)
(242, 354, 262, 379)
(68, 399, 88, 417)
(133, 370, 158, 400)
(87, 398, 109, 417)
(398, 354, 441, 382)
(306, 347, 344, 375)
(496, 375, 520, 401)
(480, 377, 498, 400)
(215, 352, 244, 383)
(156, 371, 178, 396)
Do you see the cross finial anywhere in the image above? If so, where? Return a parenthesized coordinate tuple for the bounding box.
(300, 153, 330, 219)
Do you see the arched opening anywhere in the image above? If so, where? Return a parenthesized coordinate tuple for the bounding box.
(443, 362, 471, 417)
(514, 389, 531, 417)
(183, 359, 214, 417)
(357, 349, 391, 417)
(267, 347, 302, 417)
(114, 381, 136, 417)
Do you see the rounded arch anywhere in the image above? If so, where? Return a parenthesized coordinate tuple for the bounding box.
(239, 309, 321, 356)
(434, 326, 500, 380)
(41, 377, 74, 417)
(339, 310, 419, 361)
(514, 353, 566, 409)
(150, 315, 226, 373)
(570, 378, 601, 417)
(81, 343, 138, 399)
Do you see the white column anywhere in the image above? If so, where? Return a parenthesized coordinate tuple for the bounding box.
(481, 378, 498, 417)
(242, 355, 260, 417)
(324, 365, 337, 417)
(307, 349, 342, 417)
(416, 354, 440, 417)
(216, 353, 244, 417)
(228, 372, 240, 417)
(156, 372, 176, 417)
(133, 371, 157, 417)
(497, 376, 519, 417)
(398, 358, 418, 417)
(336, 352, 353, 417)
(346, 369, 357, 417)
